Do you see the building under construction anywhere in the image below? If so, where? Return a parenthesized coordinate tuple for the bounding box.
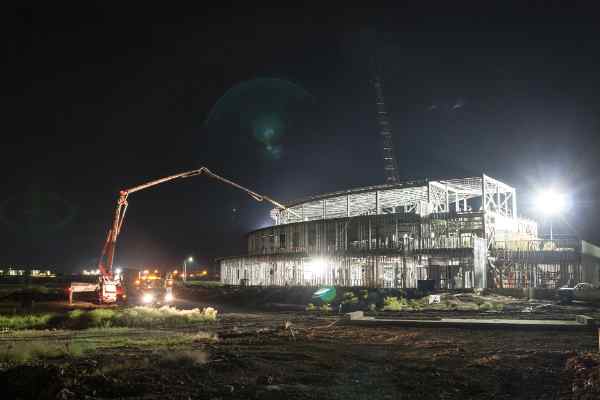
(220, 76, 600, 289)
(220, 176, 600, 289)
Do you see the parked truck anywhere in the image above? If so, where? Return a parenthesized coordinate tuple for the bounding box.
(558, 282, 600, 303)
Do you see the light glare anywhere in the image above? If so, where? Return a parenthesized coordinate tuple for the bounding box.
(142, 293, 154, 304)
(536, 189, 566, 215)
(304, 258, 326, 280)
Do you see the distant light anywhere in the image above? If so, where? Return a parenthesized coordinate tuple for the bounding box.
(142, 292, 154, 304)
(164, 293, 174, 302)
(536, 189, 566, 216)
(187, 257, 193, 262)
(115, 268, 122, 274)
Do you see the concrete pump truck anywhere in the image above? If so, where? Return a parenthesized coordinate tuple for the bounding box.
(95, 166, 297, 304)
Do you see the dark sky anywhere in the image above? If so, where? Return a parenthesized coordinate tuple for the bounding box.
(2, 4, 599, 272)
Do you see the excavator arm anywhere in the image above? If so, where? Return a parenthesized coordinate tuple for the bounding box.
(97, 167, 297, 278)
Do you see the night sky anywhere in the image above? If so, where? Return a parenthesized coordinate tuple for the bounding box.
(2, 4, 599, 273)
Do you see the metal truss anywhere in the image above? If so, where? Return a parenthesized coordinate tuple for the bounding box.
(481, 175, 517, 217)
(272, 175, 518, 225)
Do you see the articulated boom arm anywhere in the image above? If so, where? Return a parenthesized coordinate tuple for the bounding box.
(97, 167, 297, 277)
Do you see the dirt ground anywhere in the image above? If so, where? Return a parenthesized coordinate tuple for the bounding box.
(1, 310, 599, 400)
(2, 285, 600, 399)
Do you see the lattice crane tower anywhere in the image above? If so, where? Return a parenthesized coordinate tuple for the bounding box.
(373, 75, 400, 183)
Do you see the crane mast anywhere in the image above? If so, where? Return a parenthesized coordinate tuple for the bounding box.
(374, 75, 400, 184)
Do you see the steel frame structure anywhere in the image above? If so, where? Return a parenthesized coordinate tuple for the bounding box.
(273, 175, 517, 225)
(221, 175, 600, 290)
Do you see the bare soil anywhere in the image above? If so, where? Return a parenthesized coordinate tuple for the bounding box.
(2, 286, 600, 399)
(1, 310, 599, 399)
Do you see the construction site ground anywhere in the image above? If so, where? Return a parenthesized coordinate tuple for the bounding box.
(1, 289, 600, 399)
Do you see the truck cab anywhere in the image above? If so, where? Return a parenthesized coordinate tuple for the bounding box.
(133, 270, 174, 306)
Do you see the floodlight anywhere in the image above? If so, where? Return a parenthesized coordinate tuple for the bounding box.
(536, 189, 566, 216)
(142, 292, 154, 304)
(305, 258, 326, 279)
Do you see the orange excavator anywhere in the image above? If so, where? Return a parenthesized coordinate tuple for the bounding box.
(96, 167, 297, 304)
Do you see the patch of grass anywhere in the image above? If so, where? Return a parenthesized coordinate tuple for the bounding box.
(383, 296, 410, 311)
(0, 340, 96, 363)
(478, 301, 504, 311)
(113, 306, 217, 328)
(86, 333, 213, 349)
(0, 313, 54, 330)
(305, 303, 316, 311)
(383, 296, 424, 311)
(319, 303, 332, 312)
(1, 306, 217, 331)
(341, 292, 358, 305)
(62, 308, 117, 329)
(0, 328, 217, 365)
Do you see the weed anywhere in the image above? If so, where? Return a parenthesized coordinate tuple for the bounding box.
(306, 303, 316, 311)
(341, 292, 358, 305)
(382, 296, 409, 311)
(319, 303, 332, 312)
(114, 306, 217, 328)
(0, 313, 53, 330)
(478, 301, 504, 311)
(0, 340, 96, 363)
(1, 306, 217, 331)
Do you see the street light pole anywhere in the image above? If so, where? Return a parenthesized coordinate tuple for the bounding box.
(537, 188, 565, 243)
(183, 256, 193, 282)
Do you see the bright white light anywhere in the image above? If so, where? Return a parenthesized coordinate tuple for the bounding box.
(142, 292, 154, 304)
(537, 189, 566, 215)
(164, 293, 174, 302)
(187, 257, 193, 262)
(115, 268, 122, 274)
(304, 258, 326, 280)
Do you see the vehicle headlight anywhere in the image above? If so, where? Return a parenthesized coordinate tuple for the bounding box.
(164, 293, 174, 302)
(142, 293, 154, 304)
